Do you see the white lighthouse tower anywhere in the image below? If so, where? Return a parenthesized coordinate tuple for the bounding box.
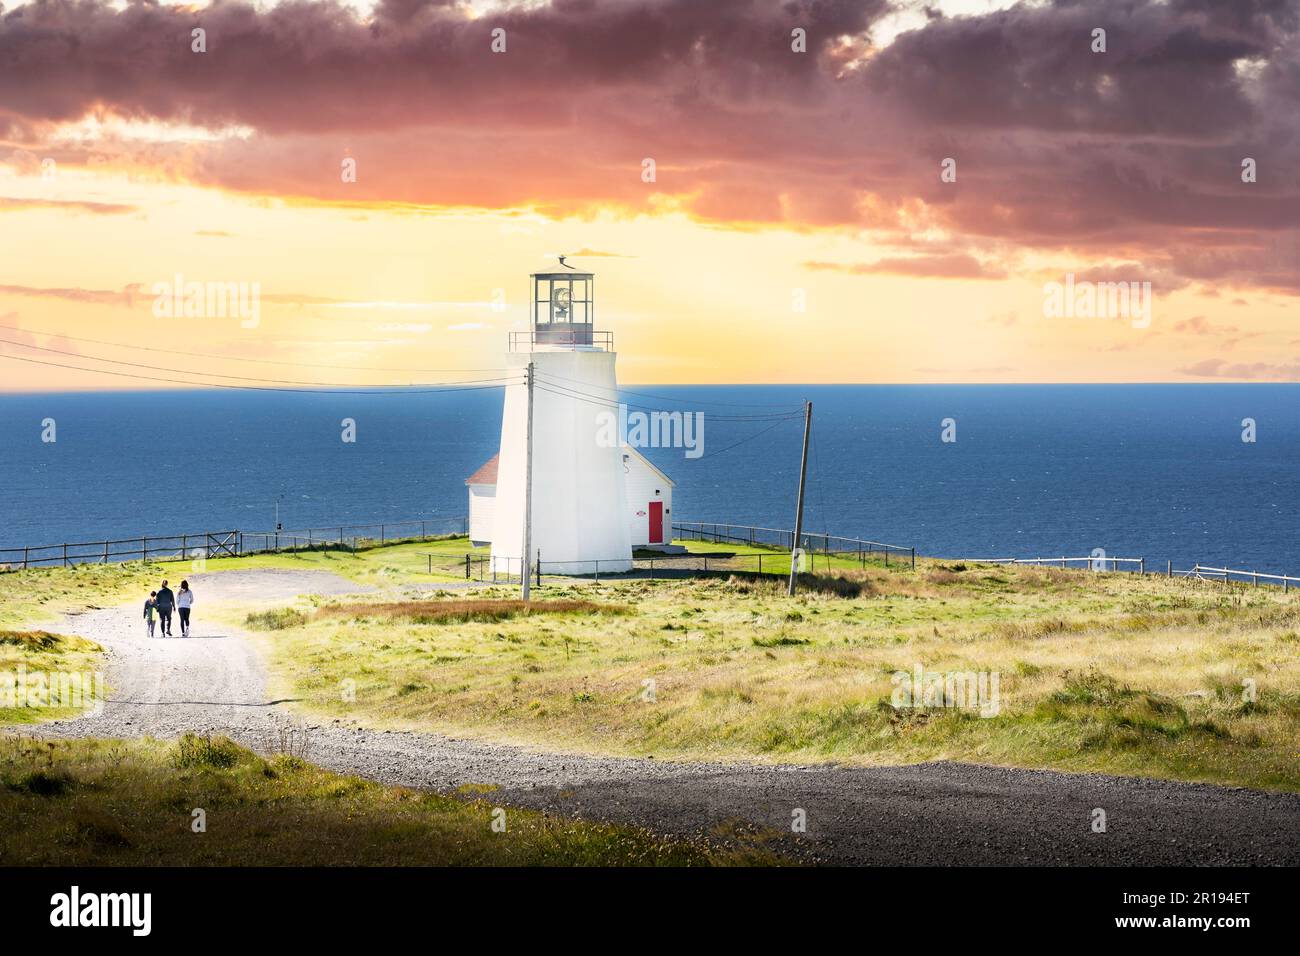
(489, 261, 634, 575)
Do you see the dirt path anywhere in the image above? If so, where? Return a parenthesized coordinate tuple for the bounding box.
(14, 568, 1299, 865)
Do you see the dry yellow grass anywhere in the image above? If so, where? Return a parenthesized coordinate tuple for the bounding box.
(233, 562, 1300, 792)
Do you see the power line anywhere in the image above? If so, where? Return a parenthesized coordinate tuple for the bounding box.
(533, 367, 805, 411)
(533, 376, 804, 421)
(0, 337, 509, 389)
(689, 415, 803, 461)
(0, 352, 522, 395)
(0, 322, 506, 374)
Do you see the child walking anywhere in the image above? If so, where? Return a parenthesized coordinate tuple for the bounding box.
(143, 591, 157, 638)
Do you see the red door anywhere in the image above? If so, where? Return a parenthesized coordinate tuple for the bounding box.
(648, 502, 664, 544)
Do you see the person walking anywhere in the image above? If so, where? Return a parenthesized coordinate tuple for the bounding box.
(177, 580, 195, 637)
(155, 580, 175, 637)
(143, 591, 157, 638)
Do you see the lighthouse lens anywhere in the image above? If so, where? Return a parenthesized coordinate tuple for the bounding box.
(552, 286, 571, 319)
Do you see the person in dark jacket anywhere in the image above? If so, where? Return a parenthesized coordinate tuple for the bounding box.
(155, 580, 175, 637)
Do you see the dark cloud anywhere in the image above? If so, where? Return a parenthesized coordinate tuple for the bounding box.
(1, 0, 1298, 293)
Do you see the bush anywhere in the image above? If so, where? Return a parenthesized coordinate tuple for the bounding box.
(15, 770, 74, 796)
(172, 734, 241, 770)
(244, 608, 309, 630)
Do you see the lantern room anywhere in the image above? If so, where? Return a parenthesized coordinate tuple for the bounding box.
(520, 262, 608, 350)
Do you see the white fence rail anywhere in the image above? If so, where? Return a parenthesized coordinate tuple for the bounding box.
(959, 555, 1146, 573)
(1172, 564, 1300, 591)
(959, 556, 1298, 592)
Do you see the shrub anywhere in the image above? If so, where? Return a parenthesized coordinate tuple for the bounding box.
(172, 734, 241, 770)
(244, 608, 309, 630)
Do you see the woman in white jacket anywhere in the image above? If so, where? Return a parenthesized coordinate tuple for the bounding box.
(176, 580, 195, 637)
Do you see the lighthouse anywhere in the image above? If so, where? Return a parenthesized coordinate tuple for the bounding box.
(481, 261, 641, 575)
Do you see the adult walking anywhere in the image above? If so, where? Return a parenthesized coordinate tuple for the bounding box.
(177, 580, 195, 637)
(155, 579, 175, 637)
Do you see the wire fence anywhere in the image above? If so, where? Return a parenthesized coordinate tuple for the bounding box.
(672, 519, 916, 566)
(5, 515, 1299, 594)
(238, 517, 469, 556)
(430, 550, 861, 583)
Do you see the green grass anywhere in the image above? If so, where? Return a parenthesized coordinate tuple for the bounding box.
(0, 736, 780, 866)
(6, 540, 1300, 792)
(0, 562, 155, 627)
(0, 629, 104, 725)
(234, 559, 1300, 792)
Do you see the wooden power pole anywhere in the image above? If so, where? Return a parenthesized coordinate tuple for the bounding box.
(521, 361, 535, 601)
(788, 400, 812, 596)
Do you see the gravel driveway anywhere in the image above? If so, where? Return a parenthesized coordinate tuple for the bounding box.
(14, 568, 1299, 865)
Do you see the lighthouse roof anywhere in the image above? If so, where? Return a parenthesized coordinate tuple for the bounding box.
(464, 454, 500, 486)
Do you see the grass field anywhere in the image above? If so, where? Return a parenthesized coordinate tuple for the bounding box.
(0, 735, 776, 865)
(5, 539, 1299, 792)
(232, 557, 1300, 792)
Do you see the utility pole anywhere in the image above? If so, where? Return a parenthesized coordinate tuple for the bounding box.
(788, 400, 812, 597)
(521, 361, 535, 601)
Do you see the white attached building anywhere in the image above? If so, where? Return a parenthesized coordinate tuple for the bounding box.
(465, 261, 676, 573)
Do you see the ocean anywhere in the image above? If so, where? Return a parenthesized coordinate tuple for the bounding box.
(1, 384, 1297, 573)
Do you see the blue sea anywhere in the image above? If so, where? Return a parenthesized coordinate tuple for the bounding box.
(1, 385, 1297, 573)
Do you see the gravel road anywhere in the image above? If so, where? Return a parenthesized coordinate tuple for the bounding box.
(14, 568, 1299, 865)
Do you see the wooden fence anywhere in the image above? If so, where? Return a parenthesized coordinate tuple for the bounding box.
(0, 531, 239, 569)
(0, 517, 468, 569)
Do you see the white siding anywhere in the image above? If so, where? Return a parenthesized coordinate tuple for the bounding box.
(491, 349, 633, 574)
(468, 484, 496, 545)
(623, 451, 673, 547)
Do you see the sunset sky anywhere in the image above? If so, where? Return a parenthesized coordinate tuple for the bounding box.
(1, 0, 1298, 390)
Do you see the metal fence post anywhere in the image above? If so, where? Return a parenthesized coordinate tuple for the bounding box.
(911, 547, 916, 570)
(536, 550, 541, 588)
(103, 541, 109, 564)
(63, 543, 68, 567)
(594, 559, 599, 583)
(143, 537, 148, 562)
